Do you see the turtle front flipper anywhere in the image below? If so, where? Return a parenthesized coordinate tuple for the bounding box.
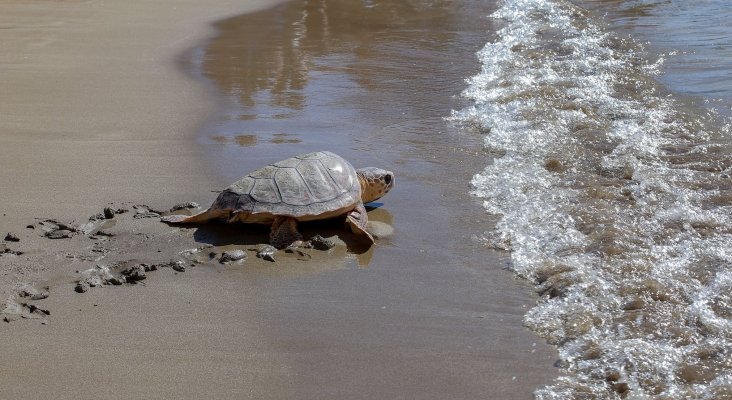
(346, 203, 375, 244)
(270, 216, 303, 249)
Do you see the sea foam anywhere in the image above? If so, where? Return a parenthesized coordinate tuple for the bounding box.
(450, 0, 732, 397)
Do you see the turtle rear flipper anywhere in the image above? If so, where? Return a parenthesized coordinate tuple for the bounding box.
(346, 203, 374, 244)
(270, 216, 303, 249)
(161, 209, 227, 224)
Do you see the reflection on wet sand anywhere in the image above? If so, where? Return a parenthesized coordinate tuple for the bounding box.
(268, 133, 301, 144)
(201, 0, 466, 147)
(209, 133, 301, 146)
(234, 134, 257, 146)
(579, 0, 732, 114)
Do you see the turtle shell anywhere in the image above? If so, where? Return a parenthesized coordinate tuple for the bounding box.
(211, 151, 361, 220)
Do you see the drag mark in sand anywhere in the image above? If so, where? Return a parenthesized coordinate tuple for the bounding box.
(1, 199, 384, 324)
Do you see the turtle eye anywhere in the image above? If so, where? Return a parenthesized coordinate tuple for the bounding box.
(384, 174, 392, 185)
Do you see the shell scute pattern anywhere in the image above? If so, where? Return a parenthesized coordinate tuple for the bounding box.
(274, 167, 312, 206)
(228, 176, 255, 195)
(235, 193, 254, 210)
(213, 151, 361, 218)
(296, 152, 322, 160)
(297, 159, 340, 201)
(249, 165, 277, 179)
(250, 178, 281, 203)
(213, 190, 241, 210)
(273, 157, 301, 168)
(320, 153, 356, 192)
(306, 201, 330, 216)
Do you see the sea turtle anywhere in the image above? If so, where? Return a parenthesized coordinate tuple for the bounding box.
(161, 151, 394, 249)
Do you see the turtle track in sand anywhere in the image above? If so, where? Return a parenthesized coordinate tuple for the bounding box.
(1, 201, 387, 324)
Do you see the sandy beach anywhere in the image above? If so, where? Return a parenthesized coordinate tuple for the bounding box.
(0, 0, 281, 297)
(1, 1, 558, 398)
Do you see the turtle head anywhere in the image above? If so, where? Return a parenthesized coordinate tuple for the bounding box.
(357, 167, 395, 203)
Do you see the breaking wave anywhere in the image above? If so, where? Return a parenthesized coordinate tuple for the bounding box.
(449, 0, 732, 397)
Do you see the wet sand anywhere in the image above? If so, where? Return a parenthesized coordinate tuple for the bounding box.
(1, 0, 558, 399)
(197, 0, 560, 397)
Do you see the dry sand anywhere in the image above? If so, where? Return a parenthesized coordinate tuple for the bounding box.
(1, 0, 559, 399)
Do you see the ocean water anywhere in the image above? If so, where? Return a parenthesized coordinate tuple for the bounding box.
(450, 0, 732, 398)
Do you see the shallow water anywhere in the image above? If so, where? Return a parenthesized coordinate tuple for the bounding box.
(450, 0, 732, 398)
(578, 0, 732, 117)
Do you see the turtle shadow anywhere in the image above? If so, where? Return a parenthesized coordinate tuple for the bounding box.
(364, 202, 385, 210)
(191, 222, 269, 247)
(189, 218, 371, 255)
